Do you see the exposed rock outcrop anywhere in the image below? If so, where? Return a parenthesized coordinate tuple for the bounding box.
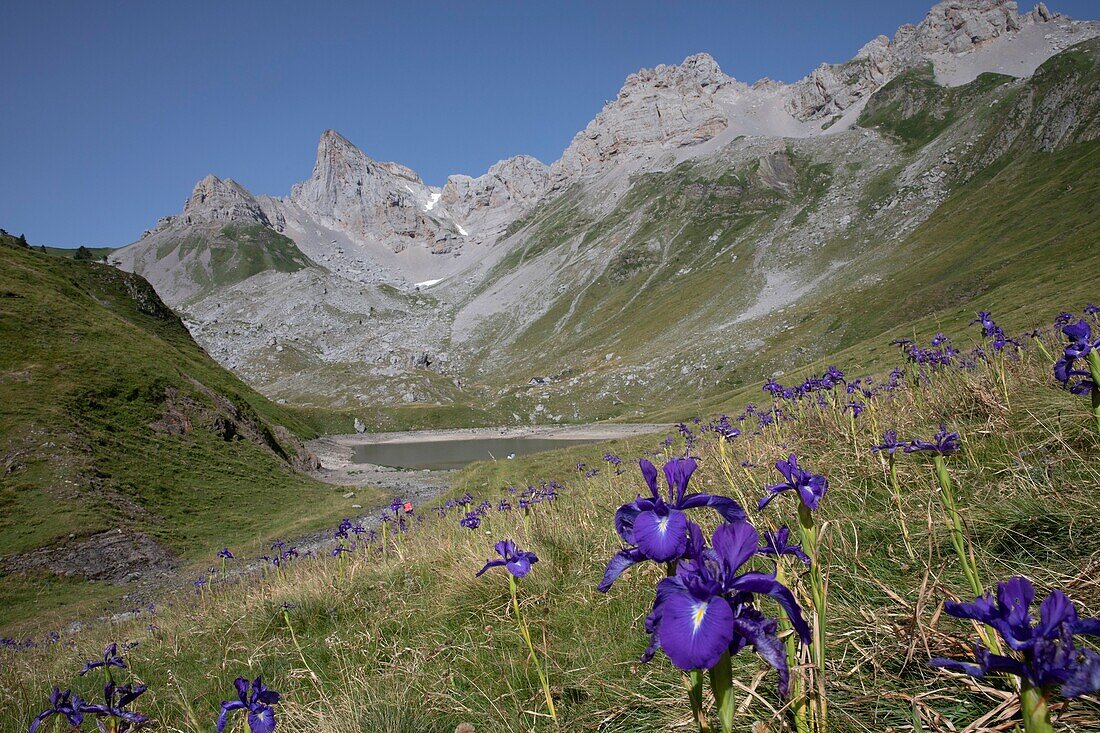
(288, 130, 456, 253)
(443, 155, 549, 235)
(141, 174, 270, 237)
(550, 53, 741, 185)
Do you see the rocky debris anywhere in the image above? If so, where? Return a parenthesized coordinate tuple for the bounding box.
(354, 417, 366, 433)
(149, 386, 203, 435)
(272, 425, 322, 472)
(1, 529, 178, 584)
(757, 151, 798, 195)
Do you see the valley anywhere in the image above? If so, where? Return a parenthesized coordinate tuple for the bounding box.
(3, 2, 1100, 731)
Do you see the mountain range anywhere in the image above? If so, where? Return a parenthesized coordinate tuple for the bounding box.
(113, 0, 1100, 425)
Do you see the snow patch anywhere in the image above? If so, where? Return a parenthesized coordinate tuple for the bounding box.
(424, 192, 441, 212)
(414, 278, 443, 289)
(456, 223, 469, 236)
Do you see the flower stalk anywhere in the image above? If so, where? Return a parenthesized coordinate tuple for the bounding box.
(1019, 682, 1053, 733)
(796, 502, 827, 733)
(508, 574, 556, 723)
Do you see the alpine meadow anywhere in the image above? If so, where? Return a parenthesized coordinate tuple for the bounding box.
(2, 2, 1100, 732)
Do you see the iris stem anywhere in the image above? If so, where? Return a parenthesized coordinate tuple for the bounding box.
(775, 563, 809, 733)
(508, 574, 556, 723)
(796, 502, 827, 733)
(688, 669, 711, 733)
(1019, 682, 1054, 733)
(886, 456, 916, 561)
(931, 457, 1001, 655)
(708, 652, 736, 733)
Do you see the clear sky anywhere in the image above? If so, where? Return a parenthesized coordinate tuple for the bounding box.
(2, 1, 1095, 247)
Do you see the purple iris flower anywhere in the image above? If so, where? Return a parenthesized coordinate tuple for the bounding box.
(218, 676, 281, 733)
(29, 688, 85, 733)
(905, 424, 961, 456)
(871, 430, 904, 455)
(757, 454, 828, 511)
(476, 540, 539, 579)
(644, 522, 811, 694)
(758, 527, 811, 565)
(845, 401, 864, 417)
(1055, 311, 1075, 327)
(79, 643, 127, 677)
(217, 548, 234, 560)
(930, 577, 1100, 698)
(598, 458, 746, 592)
(1053, 320, 1099, 395)
(331, 545, 350, 557)
(80, 681, 149, 730)
(460, 512, 481, 530)
(710, 414, 741, 440)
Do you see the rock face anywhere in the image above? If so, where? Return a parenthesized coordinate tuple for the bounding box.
(443, 155, 549, 235)
(786, 1, 1067, 121)
(911, 0, 1022, 54)
(550, 53, 741, 184)
(139, 174, 270, 238)
(288, 130, 459, 253)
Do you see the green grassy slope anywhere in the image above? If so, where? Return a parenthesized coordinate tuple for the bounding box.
(1, 329, 1097, 732)
(172, 223, 315, 305)
(0, 237, 367, 631)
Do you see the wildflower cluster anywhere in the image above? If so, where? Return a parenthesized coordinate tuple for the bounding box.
(931, 578, 1100, 732)
(600, 456, 823, 731)
(29, 644, 282, 733)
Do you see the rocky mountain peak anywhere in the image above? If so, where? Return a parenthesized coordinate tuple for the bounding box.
(909, 0, 1023, 54)
(550, 52, 744, 185)
(179, 174, 270, 227)
(287, 130, 452, 253)
(784, 0, 1072, 121)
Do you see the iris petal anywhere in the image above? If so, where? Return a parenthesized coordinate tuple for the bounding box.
(712, 521, 760, 577)
(248, 706, 277, 733)
(657, 590, 734, 671)
(597, 548, 646, 593)
(506, 557, 532, 578)
(731, 615, 790, 698)
(633, 509, 688, 562)
(679, 493, 746, 523)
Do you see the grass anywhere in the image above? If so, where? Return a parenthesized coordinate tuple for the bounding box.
(0, 238, 379, 633)
(857, 64, 1013, 151)
(176, 224, 313, 304)
(1, 324, 1098, 732)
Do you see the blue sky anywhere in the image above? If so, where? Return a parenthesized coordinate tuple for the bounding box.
(2, 1, 1095, 247)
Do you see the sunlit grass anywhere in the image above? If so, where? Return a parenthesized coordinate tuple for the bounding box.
(2, 339, 1098, 732)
